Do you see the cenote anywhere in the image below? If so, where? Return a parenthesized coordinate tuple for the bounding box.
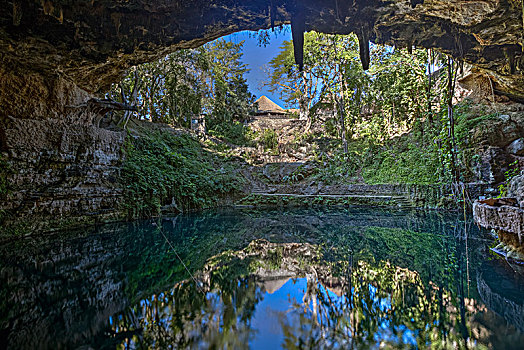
(1, 207, 523, 349)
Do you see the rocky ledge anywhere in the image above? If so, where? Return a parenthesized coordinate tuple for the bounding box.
(474, 173, 524, 267)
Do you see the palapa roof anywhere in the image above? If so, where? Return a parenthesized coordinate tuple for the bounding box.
(255, 96, 286, 114)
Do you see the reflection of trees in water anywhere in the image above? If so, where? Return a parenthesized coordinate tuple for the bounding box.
(109, 278, 261, 349)
(3, 208, 521, 349)
(277, 261, 482, 349)
(108, 233, 523, 349)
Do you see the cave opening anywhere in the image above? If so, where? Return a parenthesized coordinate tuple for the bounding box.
(0, 3, 523, 348)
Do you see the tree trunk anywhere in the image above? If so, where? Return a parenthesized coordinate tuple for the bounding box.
(301, 70, 312, 132)
(427, 49, 433, 123)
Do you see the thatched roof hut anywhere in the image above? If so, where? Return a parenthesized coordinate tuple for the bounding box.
(254, 96, 287, 116)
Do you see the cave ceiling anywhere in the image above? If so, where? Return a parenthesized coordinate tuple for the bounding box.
(0, 0, 523, 98)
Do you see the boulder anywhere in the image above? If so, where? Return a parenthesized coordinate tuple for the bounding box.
(473, 201, 524, 243)
(478, 147, 511, 183)
(507, 138, 524, 156)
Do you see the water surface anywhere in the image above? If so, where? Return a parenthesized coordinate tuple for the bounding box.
(1, 207, 523, 349)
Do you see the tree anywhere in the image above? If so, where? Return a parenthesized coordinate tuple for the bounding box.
(265, 32, 368, 148)
(204, 39, 255, 125)
(367, 46, 429, 138)
(265, 32, 439, 148)
(108, 39, 254, 128)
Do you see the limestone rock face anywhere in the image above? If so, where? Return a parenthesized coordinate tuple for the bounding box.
(0, 69, 126, 235)
(473, 191, 524, 265)
(473, 201, 524, 240)
(478, 146, 512, 183)
(468, 112, 524, 184)
(0, 0, 523, 99)
(471, 114, 524, 148)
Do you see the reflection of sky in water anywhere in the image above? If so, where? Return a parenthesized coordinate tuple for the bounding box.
(367, 285, 418, 347)
(245, 278, 420, 349)
(250, 278, 306, 348)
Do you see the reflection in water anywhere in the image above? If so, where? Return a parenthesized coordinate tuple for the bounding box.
(1, 207, 524, 349)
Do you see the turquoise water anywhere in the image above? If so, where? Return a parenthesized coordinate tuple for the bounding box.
(1, 207, 523, 349)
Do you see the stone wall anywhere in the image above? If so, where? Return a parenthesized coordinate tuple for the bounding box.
(509, 172, 524, 208)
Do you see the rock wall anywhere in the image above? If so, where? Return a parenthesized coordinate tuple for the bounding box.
(0, 68, 126, 236)
(0, 224, 137, 349)
(466, 109, 524, 184)
(509, 172, 524, 207)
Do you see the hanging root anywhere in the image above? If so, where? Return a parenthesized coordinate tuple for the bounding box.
(291, 8, 305, 71)
(357, 25, 370, 70)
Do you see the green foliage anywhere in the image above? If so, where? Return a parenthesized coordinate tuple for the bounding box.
(282, 164, 315, 183)
(314, 151, 362, 183)
(362, 142, 440, 184)
(109, 39, 255, 128)
(434, 102, 499, 182)
(260, 129, 278, 151)
(498, 160, 520, 197)
(121, 128, 242, 218)
(266, 33, 433, 145)
(366, 47, 430, 137)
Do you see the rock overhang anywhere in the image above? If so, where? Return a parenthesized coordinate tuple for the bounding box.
(0, 0, 523, 98)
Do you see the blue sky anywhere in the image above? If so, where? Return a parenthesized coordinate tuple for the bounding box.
(221, 27, 292, 108)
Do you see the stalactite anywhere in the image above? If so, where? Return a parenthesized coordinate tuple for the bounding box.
(12, 1, 22, 26)
(410, 0, 424, 8)
(356, 25, 370, 70)
(291, 8, 305, 71)
(269, 0, 276, 31)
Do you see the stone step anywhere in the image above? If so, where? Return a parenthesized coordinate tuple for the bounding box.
(245, 192, 418, 207)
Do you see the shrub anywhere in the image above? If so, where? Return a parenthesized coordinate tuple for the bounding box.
(261, 129, 278, 151)
(121, 129, 242, 218)
(207, 120, 256, 146)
